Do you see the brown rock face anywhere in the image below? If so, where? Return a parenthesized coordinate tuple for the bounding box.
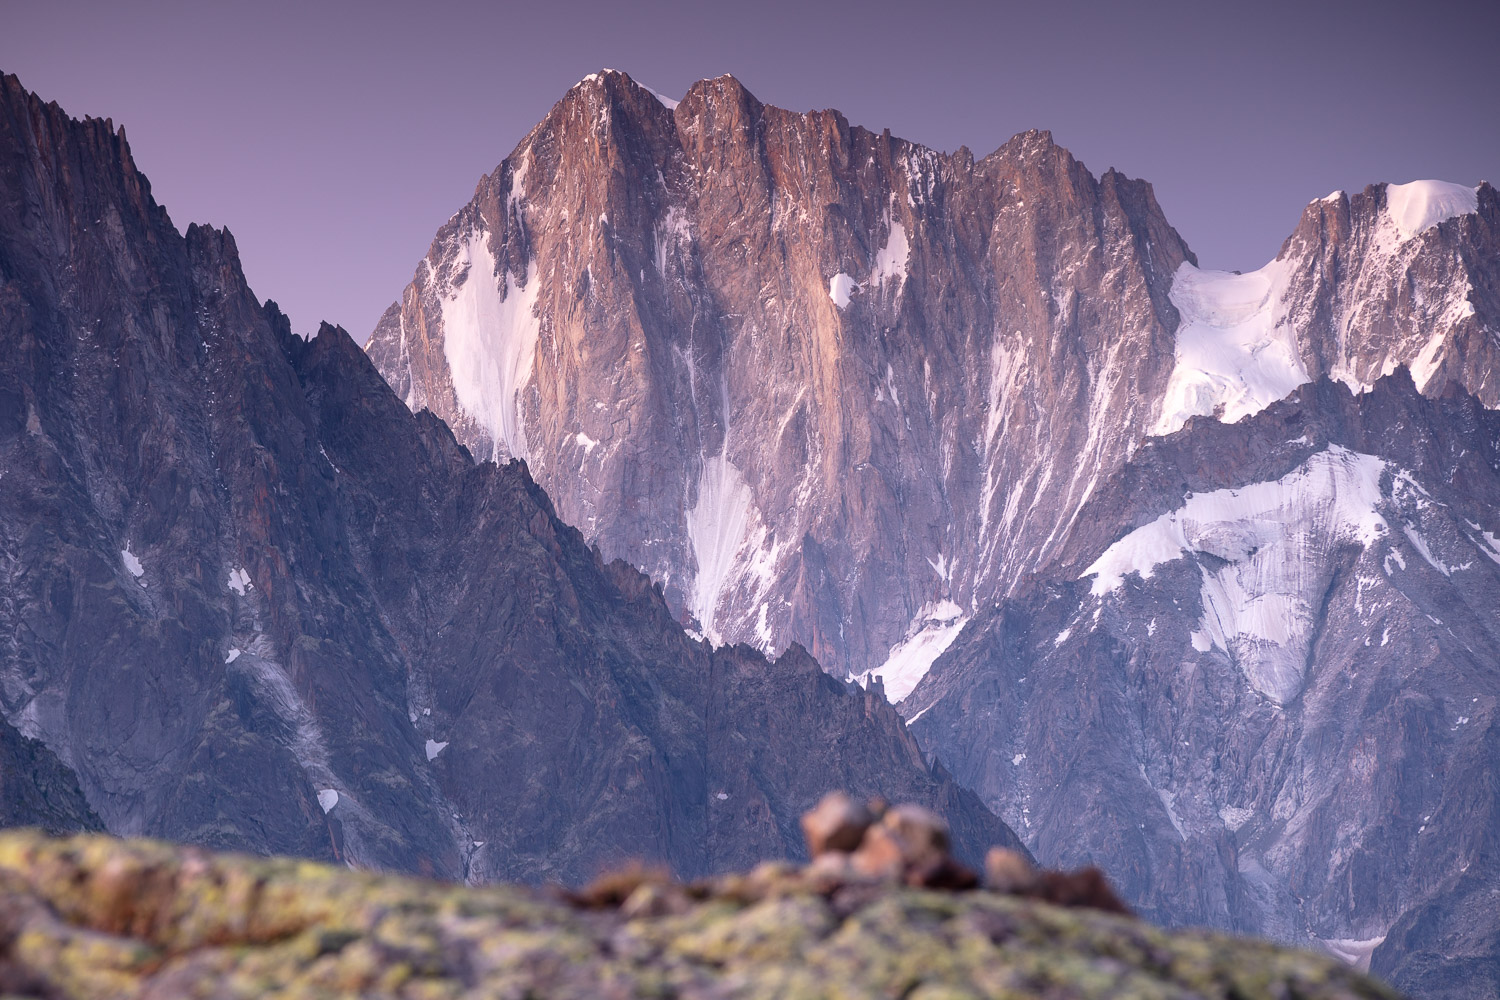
(367, 69, 1195, 683)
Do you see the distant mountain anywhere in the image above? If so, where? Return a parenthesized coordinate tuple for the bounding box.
(367, 69, 1498, 996)
(0, 71, 1022, 885)
(367, 70, 1494, 690)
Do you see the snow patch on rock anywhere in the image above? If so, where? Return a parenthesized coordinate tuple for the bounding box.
(1318, 934, 1388, 973)
(1219, 805, 1255, 831)
(1384, 180, 1478, 241)
(120, 545, 144, 580)
(317, 789, 339, 813)
(686, 451, 754, 642)
(425, 739, 448, 761)
(1153, 260, 1308, 435)
(1086, 447, 1390, 702)
(858, 600, 968, 703)
(506, 153, 529, 220)
(828, 272, 858, 309)
(227, 567, 252, 596)
(439, 229, 542, 463)
(871, 215, 908, 290)
(654, 207, 692, 276)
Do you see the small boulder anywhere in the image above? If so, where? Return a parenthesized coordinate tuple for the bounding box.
(984, 847, 1036, 894)
(849, 824, 907, 880)
(906, 855, 979, 891)
(800, 792, 875, 857)
(877, 803, 949, 866)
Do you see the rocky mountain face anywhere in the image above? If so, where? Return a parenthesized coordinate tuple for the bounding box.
(0, 716, 100, 835)
(367, 71, 1495, 695)
(367, 70, 1497, 995)
(905, 373, 1500, 999)
(366, 69, 1196, 686)
(0, 72, 1023, 885)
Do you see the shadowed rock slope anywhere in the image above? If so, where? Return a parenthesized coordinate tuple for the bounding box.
(0, 71, 1021, 883)
(906, 373, 1500, 998)
(0, 829, 1401, 999)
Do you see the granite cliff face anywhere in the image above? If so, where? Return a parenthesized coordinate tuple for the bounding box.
(0, 72, 1022, 884)
(366, 70, 1498, 995)
(366, 69, 1196, 685)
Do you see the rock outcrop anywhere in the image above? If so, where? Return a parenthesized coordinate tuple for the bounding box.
(0, 71, 1021, 884)
(0, 826, 1401, 999)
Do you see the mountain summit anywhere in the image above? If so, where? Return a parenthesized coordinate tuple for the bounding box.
(368, 70, 1494, 689)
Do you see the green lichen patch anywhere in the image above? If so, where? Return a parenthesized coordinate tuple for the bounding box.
(0, 832, 1403, 999)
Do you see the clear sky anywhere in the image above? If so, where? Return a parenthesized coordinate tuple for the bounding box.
(3, 0, 1496, 342)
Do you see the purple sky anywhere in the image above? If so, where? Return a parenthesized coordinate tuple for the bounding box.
(4, 0, 1496, 342)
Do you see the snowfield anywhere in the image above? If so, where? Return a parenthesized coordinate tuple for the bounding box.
(1152, 260, 1307, 436)
(1086, 446, 1389, 702)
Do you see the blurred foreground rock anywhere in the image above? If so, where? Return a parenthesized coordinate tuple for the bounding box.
(0, 827, 1401, 999)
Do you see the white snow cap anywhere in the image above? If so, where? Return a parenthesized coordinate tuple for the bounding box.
(120, 545, 145, 580)
(640, 82, 680, 110)
(1384, 180, 1478, 240)
(828, 272, 858, 309)
(317, 789, 339, 813)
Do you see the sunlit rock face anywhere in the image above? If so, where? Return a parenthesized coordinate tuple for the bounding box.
(368, 69, 1199, 682)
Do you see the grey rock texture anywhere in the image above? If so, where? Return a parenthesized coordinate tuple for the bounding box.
(0, 715, 101, 834)
(906, 373, 1500, 999)
(0, 72, 1023, 884)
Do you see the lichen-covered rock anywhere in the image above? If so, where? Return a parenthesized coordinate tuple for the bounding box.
(0, 831, 1402, 999)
